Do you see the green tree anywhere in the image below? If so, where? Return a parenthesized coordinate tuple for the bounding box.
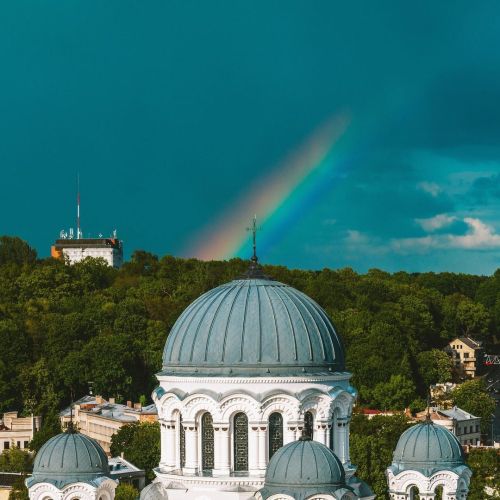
(467, 449, 500, 500)
(350, 414, 412, 499)
(417, 349, 453, 388)
(28, 412, 61, 453)
(0, 447, 33, 472)
(110, 422, 160, 481)
(0, 236, 37, 266)
(114, 483, 139, 500)
(452, 379, 496, 435)
(370, 375, 417, 410)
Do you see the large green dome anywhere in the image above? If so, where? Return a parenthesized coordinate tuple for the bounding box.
(27, 432, 109, 488)
(162, 278, 345, 376)
(391, 421, 465, 475)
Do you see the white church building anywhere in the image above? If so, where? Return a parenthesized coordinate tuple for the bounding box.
(27, 258, 472, 500)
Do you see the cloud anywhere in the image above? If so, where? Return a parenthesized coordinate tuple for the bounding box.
(415, 213, 456, 232)
(417, 181, 441, 197)
(392, 217, 500, 252)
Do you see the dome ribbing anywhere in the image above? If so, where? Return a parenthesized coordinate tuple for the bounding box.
(27, 432, 109, 488)
(162, 278, 345, 376)
(391, 421, 465, 475)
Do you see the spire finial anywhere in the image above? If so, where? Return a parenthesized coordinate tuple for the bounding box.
(246, 214, 259, 263)
(426, 391, 432, 423)
(67, 391, 76, 433)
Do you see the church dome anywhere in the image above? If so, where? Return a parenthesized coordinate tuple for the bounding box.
(27, 431, 109, 488)
(258, 438, 350, 500)
(162, 277, 345, 376)
(391, 421, 465, 475)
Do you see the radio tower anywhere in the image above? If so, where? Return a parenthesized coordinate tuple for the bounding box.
(77, 173, 81, 239)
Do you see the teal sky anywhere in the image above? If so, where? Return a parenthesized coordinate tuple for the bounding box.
(1, 1, 500, 274)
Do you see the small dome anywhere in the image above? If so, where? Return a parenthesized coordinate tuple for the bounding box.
(28, 432, 109, 488)
(162, 278, 345, 376)
(258, 438, 350, 500)
(391, 421, 465, 475)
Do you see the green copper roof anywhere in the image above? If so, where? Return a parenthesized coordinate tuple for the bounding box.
(258, 438, 349, 500)
(27, 432, 110, 488)
(390, 421, 466, 476)
(162, 278, 345, 376)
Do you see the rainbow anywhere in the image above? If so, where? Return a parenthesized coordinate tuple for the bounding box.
(186, 112, 351, 261)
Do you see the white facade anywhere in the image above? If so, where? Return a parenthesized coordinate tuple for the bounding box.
(152, 373, 362, 500)
(387, 468, 472, 500)
(0, 412, 41, 452)
(61, 245, 123, 268)
(28, 479, 117, 500)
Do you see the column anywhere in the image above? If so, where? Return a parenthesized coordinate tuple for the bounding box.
(344, 418, 351, 464)
(257, 425, 267, 471)
(284, 425, 295, 445)
(165, 422, 176, 469)
(315, 423, 327, 445)
(159, 422, 168, 467)
(248, 425, 260, 475)
(183, 422, 198, 474)
(325, 423, 332, 449)
(213, 425, 230, 476)
(336, 417, 347, 463)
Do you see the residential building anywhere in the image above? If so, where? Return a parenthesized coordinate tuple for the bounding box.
(446, 337, 483, 378)
(60, 396, 157, 454)
(416, 406, 481, 446)
(0, 412, 41, 453)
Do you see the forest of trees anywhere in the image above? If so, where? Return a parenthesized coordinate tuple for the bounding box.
(0, 235, 499, 498)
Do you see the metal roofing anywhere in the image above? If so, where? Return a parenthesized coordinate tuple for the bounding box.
(439, 406, 478, 420)
(391, 421, 466, 476)
(27, 432, 110, 488)
(258, 438, 349, 500)
(162, 278, 345, 376)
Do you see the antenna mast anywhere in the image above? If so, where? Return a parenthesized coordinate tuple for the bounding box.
(77, 173, 81, 239)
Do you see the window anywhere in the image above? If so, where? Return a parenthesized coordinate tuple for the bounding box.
(179, 414, 185, 468)
(201, 412, 214, 471)
(268, 413, 283, 460)
(475, 425, 479, 433)
(470, 426, 473, 434)
(303, 411, 314, 440)
(23, 441, 28, 448)
(4, 442, 9, 450)
(16, 441, 21, 448)
(409, 486, 420, 500)
(464, 352, 469, 358)
(233, 413, 248, 472)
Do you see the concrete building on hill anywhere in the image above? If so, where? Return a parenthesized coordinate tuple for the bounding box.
(60, 396, 157, 454)
(51, 236, 123, 268)
(0, 412, 41, 453)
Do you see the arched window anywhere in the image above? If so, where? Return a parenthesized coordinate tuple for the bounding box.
(268, 412, 283, 460)
(304, 411, 314, 440)
(435, 485, 443, 500)
(233, 412, 248, 472)
(409, 486, 420, 500)
(179, 414, 185, 468)
(201, 412, 214, 471)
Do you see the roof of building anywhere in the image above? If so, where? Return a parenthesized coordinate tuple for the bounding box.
(452, 337, 482, 349)
(60, 396, 157, 422)
(390, 421, 466, 476)
(108, 457, 145, 479)
(26, 431, 110, 489)
(162, 277, 345, 376)
(439, 406, 478, 421)
(258, 438, 350, 500)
